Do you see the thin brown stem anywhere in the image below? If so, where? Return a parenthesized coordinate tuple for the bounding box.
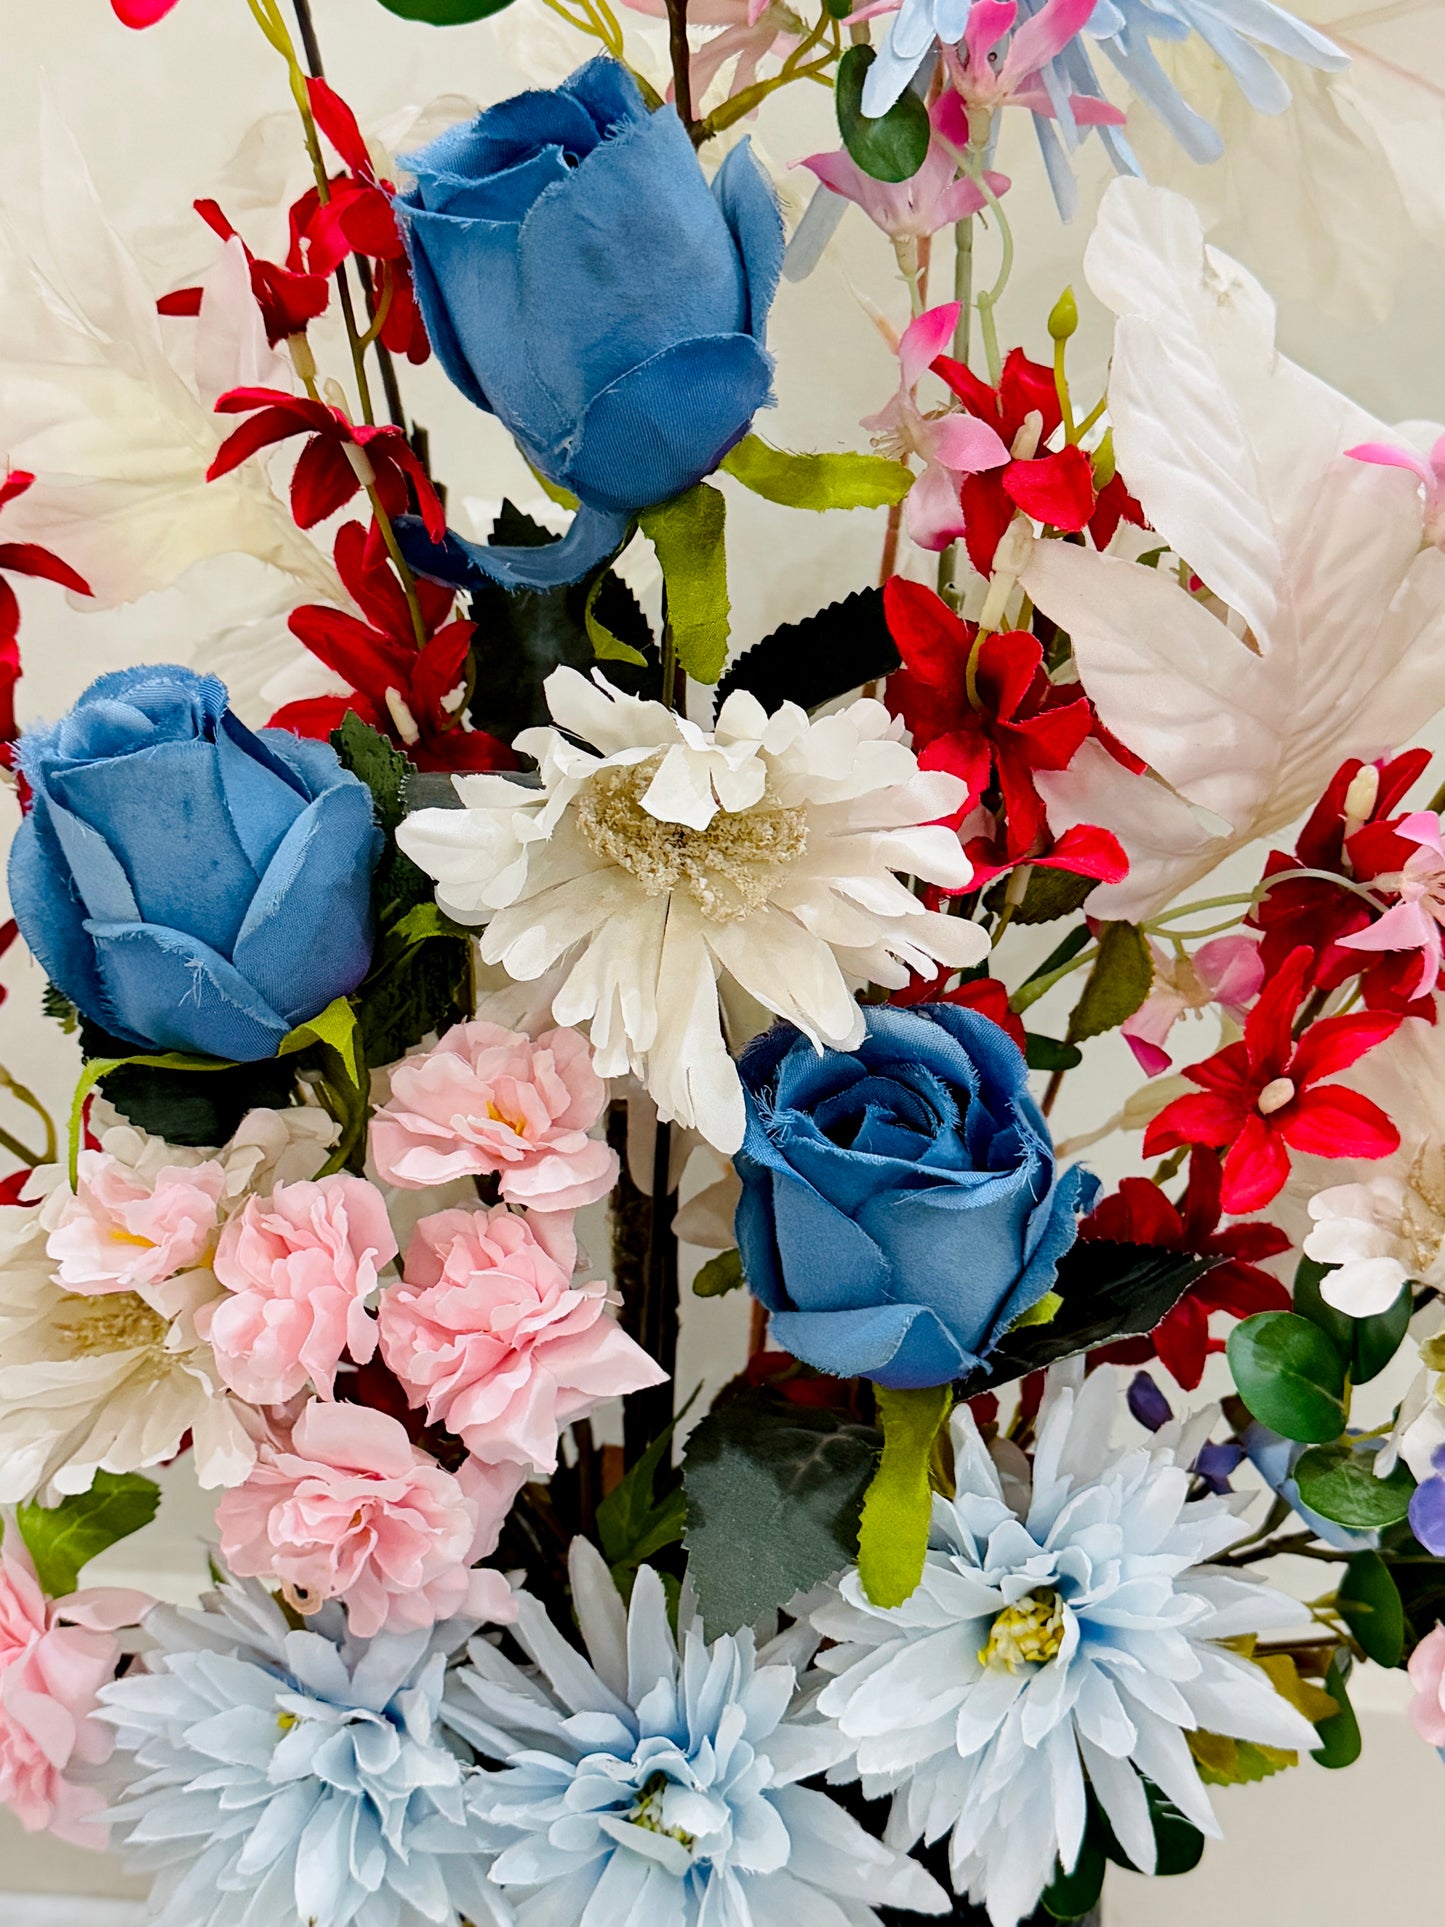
(664, 0, 694, 128)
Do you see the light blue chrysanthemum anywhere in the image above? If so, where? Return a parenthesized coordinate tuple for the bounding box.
(443, 1540, 949, 1926)
(97, 1577, 510, 1927)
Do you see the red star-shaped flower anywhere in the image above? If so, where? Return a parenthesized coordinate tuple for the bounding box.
(1085, 1148, 1291, 1390)
(0, 472, 93, 764)
(1143, 945, 1402, 1213)
(159, 199, 329, 347)
(890, 970, 1028, 1051)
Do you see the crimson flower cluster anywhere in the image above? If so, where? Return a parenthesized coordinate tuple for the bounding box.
(0, 471, 92, 767)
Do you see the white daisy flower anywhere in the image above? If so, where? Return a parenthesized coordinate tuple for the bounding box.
(812, 1365, 1320, 1927)
(397, 668, 985, 1153)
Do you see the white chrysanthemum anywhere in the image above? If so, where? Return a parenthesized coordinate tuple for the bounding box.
(443, 1539, 948, 1925)
(397, 669, 985, 1152)
(812, 1366, 1319, 1927)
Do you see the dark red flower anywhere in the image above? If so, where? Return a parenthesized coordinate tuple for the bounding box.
(891, 971, 1028, 1052)
(158, 199, 329, 347)
(1143, 945, 1401, 1213)
(208, 387, 445, 539)
(930, 347, 1146, 573)
(1086, 1149, 1291, 1390)
(0, 472, 92, 766)
(268, 519, 514, 775)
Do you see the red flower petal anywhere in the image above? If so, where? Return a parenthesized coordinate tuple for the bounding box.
(1002, 445, 1096, 532)
(1278, 1085, 1401, 1161)
(1219, 1115, 1293, 1213)
(0, 544, 92, 598)
(960, 471, 1015, 577)
(267, 693, 386, 738)
(1082, 1175, 1184, 1249)
(1153, 1294, 1210, 1392)
(288, 606, 409, 694)
(930, 354, 1003, 428)
(1289, 1010, 1402, 1085)
(973, 628, 1045, 724)
(1242, 944, 1312, 1079)
(307, 77, 373, 176)
(1033, 823, 1128, 882)
(1143, 1090, 1245, 1156)
(882, 577, 970, 692)
(289, 434, 360, 529)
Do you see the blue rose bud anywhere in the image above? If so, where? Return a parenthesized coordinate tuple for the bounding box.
(9, 667, 381, 1062)
(396, 56, 783, 591)
(734, 1003, 1097, 1389)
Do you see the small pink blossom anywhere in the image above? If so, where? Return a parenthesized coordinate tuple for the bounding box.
(620, 0, 801, 106)
(938, 0, 1127, 127)
(0, 1541, 148, 1844)
(1122, 935, 1265, 1076)
(380, 1206, 667, 1474)
(199, 1174, 396, 1403)
(45, 1153, 225, 1296)
(1339, 811, 1445, 997)
(370, 1019, 618, 1210)
(1408, 1623, 1445, 1746)
(799, 98, 1010, 247)
(1348, 433, 1445, 548)
(216, 1400, 520, 1639)
(863, 302, 1009, 551)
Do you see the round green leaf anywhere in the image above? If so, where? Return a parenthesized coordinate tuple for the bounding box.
(1295, 1442, 1415, 1529)
(1311, 1654, 1362, 1769)
(1292, 1256, 1353, 1356)
(835, 47, 930, 185)
(1227, 1312, 1348, 1443)
(1352, 1282, 1412, 1385)
(1337, 1550, 1405, 1668)
(375, 0, 516, 18)
(1042, 1835, 1105, 1919)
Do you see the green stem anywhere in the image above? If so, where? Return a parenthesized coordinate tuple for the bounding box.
(0, 1123, 42, 1169)
(1009, 943, 1098, 1015)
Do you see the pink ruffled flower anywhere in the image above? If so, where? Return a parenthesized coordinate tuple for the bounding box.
(1408, 1623, 1445, 1746)
(46, 1153, 225, 1296)
(1122, 935, 1265, 1076)
(216, 1400, 520, 1639)
(379, 1206, 667, 1473)
(370, 1019, 618, 1210)
(199, 1174, 396, 1403)
(1348, 433, 1445, 548)
(799, 98, 1010, 247)
(1338, 811, 1445, 998)
(863, 303, 1009, 551)
(0, 1541, 148, 1844)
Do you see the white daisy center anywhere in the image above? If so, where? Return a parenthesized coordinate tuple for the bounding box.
(981, 1589, 1066, 1671)
(50, 1289, 168, 1361)
(574, 752, 809, 923)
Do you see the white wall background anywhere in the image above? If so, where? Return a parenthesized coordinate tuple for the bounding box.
(1, 0, 1445, 1918)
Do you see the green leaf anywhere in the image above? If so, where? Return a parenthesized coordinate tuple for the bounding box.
(280, 996, 362, 1086)
(1294, 1257, 1410, 1385)
(69, 1050, 239, 1188)
(1311, 1654, 1362, 1768)
(277, 997, 368, 1176)
(80, 1018, 296, 1150)
(356, 934, 470, 1072)
(713, 588, 898, 718)
(1227, 1312, 1348, 1444)
(719, 435, 913, 511)
(835, 45, 930, 184)
(1294, 1441, 1415, 1528)
(584, 572, 647, 667)
(1009, 1290, 1063, 1331)
(857, 1384, 952, 1609)
(374, 0, 517, 20)
(640, 483, 730, 685)
(693, 1248, 744, 1298)
(985, 867, 1099, 925)
(17, 1472, 160, 1596)
(597, 1415, 688, 1597)
(329, 712, 435, 929)
(1041, 1836, 1106, 1919)
(1337, 1550, 1406, 1668)
(683, 1392, 879, 1634)
(1190, 1734, 1298, 1786)
(1066, 921, 1154, 1043)
(1292, 1256, 1354, 1355)
(1025, 1034, 1083, 1072)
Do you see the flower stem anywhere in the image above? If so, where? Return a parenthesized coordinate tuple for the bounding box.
(664, 0, 694, 129)
(0, 1066, 56, 1167)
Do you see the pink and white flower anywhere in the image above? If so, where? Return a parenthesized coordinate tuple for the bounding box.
(1122, 935, 1265, 1076)
(799, 98, 1010, 249)
(379, 1206, 666, 1473)
(215, 1400, 519, 1639)
(863, 303, 1009, 551)
(45, 1154, 225, 1297)
(1348, 433, 1445, 549)
(0, 1539, 148, 1844)
(199, 1174, 396, 1404)
(1338, 810, 1445, 997)
(1408, 1622, 1445, 1746)
(370, 1019, 618, 1210)
(938, 0, 1126, 129)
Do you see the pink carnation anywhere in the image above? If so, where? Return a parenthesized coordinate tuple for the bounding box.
(199, 1174, 397, 1403)
(46, 1152, 225, 1295)
(1409, 1623, 1445, 1746)
(379, 1205, 668, 1473)
(0, 1542, 148, 1844)
(216, 1400, 520, 1639)
(370, 1020, 618, 1210)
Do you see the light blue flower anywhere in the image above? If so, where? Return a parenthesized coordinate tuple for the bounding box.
(443, 1540, 948, 1925)
(97, 1577, 510, 1927)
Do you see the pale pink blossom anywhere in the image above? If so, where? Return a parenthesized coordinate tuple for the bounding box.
(863, 302, 1009, 551)
(620, 0, 801, 106)
(45, 1153, 225, 1296)
(798, 98, 1010, 246)
(1408, 1623, 1445, 1746)
(198, 1174, 396, 1403)
(1122, 935, 1264, 1076)
(1348, 433, 1445, 548)
(0, 1541, 148, 1844)
(370, 1019, 618, 1210)
(938, 0, 1127, 127)
(379, 1206, 667, 1474)
(215, 1400, 520, 1639)
(1339, 811, 1445, 997)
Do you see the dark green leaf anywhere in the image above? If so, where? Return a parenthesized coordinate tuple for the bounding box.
(1042, 1835, 1106, 1919)
(87, 1041, 297, 1149)
(1337, 1550, 1405, 1668)
(597, 1411, 689, 1597)
(17, 1472, 160, 1596)
(1025, 1034, 1083, 1072)
(1294, 1441, 1414, 1528)
(1066, 921, 1153, 1043)
(986, 867, 1099, 925)
(356, 934, 470, 1069)
(41, 983, 78, 1033)
(713, 588, 897, 718)
(330, 713, 432, 927)
(1352, 1283, 1413, 1385)
(1227, 1312, 1348, 1444)
(956, 1241, 1214, 1399)
(1311, 1654, 1362, 1768)
(835, 46, 930, 184)
(693, 1248, 744, 1298)
(684, 1391, 880, 1635)
(374, 0, 518, 21)
(1292, 1256, 1354, 1355)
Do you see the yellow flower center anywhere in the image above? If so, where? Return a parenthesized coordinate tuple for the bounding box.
(626, 1771, 696, 1851)
(981, 1590, 1067, 1671)
(50, 1290, 168, 1361)
(573, 752, 809, 924)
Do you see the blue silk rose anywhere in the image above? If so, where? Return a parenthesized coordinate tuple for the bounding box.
(396, 56, 783, 591)
(9, 667, 381, 1062)
(734, 1004, 1097, 1389)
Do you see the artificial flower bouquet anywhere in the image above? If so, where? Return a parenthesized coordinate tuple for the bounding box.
(1, 0, 1444, 1922)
